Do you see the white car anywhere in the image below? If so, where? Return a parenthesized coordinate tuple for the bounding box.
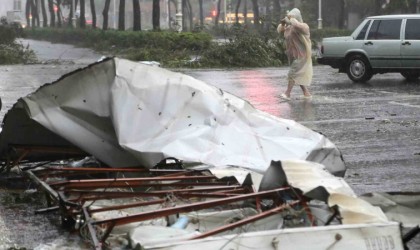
(317, 14, 420, 82)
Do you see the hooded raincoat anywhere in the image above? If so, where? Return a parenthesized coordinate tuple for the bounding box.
(277, 8, 313, 86)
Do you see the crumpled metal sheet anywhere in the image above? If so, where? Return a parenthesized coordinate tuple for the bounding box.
(0, 58, 345, 175)
(360, 192, 420, 227)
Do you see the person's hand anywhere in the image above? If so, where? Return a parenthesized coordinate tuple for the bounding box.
(280, 18, 286, 25)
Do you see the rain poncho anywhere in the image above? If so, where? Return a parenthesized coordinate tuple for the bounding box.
(277, 8, 313, 86)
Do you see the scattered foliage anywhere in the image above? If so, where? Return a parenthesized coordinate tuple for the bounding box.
(0, 26, 37, 65)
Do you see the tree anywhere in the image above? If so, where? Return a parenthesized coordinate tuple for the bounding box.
(25, 0, 31, 28)
(235, 0, 242, 24)
(133, 0, 141, 31)
(243, 0, 248, 25)
(35, 0, 40, 27)
(40, 0, 48, 27)
(80, 0, 86, 28)
(30, 0, 37, 28)
(118, 0, 125, 30)
(103, 0, 111, 30)
(48, 0, 55, 27)
(215, 0, 221, 27)
(272, 0, 281, 24)
(338, 0, 346, 29)
(186, 0, 192, 30)
(56, 0, 62, 27)
(182, 0, 186, 29)
(251, 0, 260, 30)
(90, 0, 97, 28)
(152, 0, 160, 30)
(199, 0, 204, 27)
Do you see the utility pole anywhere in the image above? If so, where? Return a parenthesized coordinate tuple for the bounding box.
(318, 0, 323, 29)
(113, 0, 117, 29)
(175, 0, 182, 32)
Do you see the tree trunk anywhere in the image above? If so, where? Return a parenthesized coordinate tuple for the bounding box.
(215, 0, 221, 27)
(235, 0, 241, 24)
(25, 0, 31, 28)
(186, 0, 192, 30)
(40, 0, 48, 27)
(56, 0, 62, 27)
(119, 0, 125, 30)
(30, 0, 36, 28)
(243, 0, 248, 25)
(272, 0, 281, 24)
(152, 0, 160, 30)
(408, 0, 417, 13)
(251, 0, 260, 30)
(48, 0, 55, 27)
(34, 0, 40, 27)
(80, 0, 86, 28)
(67, 0, 73, 27)
(199, 0, 204, 27)
(373, 0, 381, 15)
(182, 0, 186, 29)
(338, 0, 345, 29)
(264, 0, 271, 32)
(103, 0, 111, 30)
(90, 0, 97, 28)
(133, 0, 141, 31)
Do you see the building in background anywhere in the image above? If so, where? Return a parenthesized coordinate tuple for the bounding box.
(0, 0, 27, 26)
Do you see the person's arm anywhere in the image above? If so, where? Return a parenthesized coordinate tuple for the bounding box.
(289, 17, 310, 36)
(277, 23, 286, 33)
(277, 18, 287, 33)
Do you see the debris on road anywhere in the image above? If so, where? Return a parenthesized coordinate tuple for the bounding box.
(0, 58, 415, 249)
(0, 57, 345, 176)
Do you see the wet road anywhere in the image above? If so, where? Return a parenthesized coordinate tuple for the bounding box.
(180, 68, 420, 195)
(0, 39, 419, 249)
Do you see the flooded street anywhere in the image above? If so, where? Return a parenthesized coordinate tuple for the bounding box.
(0, 39, 419, 249)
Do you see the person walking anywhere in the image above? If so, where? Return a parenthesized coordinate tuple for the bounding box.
(277, 8, 313, 100)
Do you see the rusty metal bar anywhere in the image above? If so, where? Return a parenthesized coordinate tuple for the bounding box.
(92, 187, 290, 228)
(143, 186, 244, 194)
(68, 191, 161, 202)
(24, 170, 59, 201)
(88, 199, 165, 214)
(36, 167, 149, 174)
(49, 175, 219, 188)
(190, 200, 300, 240)
(82, 207, 102, 250)
(54, 181, 237, 190)
(35, 167, 193, 176)
(67, 190, 242, 203)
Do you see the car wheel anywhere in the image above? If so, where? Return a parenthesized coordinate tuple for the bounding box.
(346, 55, 373, 83)
(401, 72, 420, 81)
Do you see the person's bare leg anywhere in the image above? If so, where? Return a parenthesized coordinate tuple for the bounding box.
(300, 85, 311, 97)
(284, 81, 294, 97)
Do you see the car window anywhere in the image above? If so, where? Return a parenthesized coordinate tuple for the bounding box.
(356, 20, 371, 40)
(367, 19, 402, 40)
(405, 19, 420, 40)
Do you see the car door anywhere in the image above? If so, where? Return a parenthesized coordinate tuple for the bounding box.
(401, 18, 420, 68)
(363, 19, 402, 68)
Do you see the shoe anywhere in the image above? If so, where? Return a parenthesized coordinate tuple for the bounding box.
(303, 95, 312, 100)
(280, 93, 291, 101)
